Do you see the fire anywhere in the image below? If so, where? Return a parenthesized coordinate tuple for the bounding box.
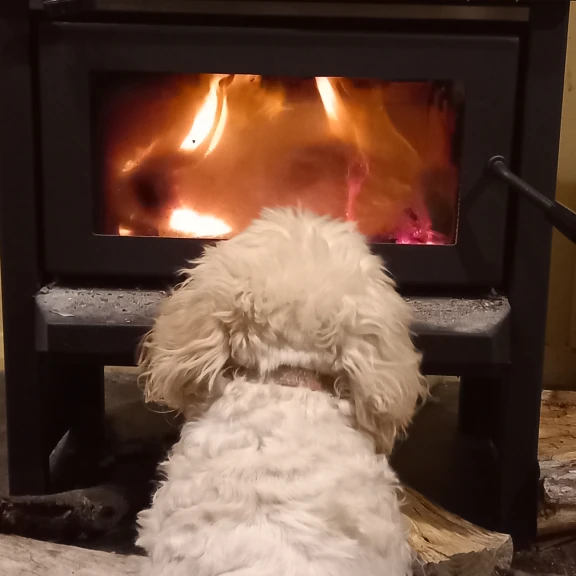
(122, 141, 156, 173)
(315, 76, 351, 138)
(316, 76, 367, 221)
(180, 75, 229, 153)
(118, 226, 134, 236)
(105, 74, 460, 244)
(206, 97, 228, 155)
(316, 77, 340, 121)
(168, 208, 231, 238)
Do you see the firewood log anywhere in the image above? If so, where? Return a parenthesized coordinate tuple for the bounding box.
(0, 488, 512, 576)
(538, 390, 576, 536)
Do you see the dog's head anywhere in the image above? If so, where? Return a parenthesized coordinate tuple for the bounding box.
(140, 208, 425, 453)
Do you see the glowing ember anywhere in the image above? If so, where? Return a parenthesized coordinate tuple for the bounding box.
(394, 210, 449, 245)
(395, 229, 447, 245)
(169, 208, 232, 238)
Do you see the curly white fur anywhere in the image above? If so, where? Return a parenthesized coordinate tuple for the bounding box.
(137, 208, 425, 576)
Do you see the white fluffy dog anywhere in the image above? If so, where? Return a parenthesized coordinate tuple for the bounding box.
(136, 208, 425, 576)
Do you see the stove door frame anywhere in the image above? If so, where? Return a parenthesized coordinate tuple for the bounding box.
(38, 22, 518, 288)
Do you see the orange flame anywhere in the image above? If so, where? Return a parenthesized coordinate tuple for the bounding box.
(122, 141, 156, 173)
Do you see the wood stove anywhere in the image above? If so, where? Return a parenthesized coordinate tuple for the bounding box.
(0, 0, 569, 544)
(40, 22, 517, 286)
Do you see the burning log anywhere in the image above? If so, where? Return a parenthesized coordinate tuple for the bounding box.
(116, 150, 191, 236)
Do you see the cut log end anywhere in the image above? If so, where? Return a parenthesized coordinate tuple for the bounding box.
(403, 488, 513, 576)
(538, 390, 576, 537)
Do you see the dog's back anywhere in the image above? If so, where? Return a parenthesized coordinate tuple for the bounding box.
(137, 379, 413, 576)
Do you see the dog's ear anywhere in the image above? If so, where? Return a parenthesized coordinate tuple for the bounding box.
(341, 267, 426, 454)
(138, 266, 229, 414)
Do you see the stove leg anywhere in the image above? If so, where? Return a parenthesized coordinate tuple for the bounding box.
(492, 370, 541, 546)
(458, 376, 499, 438)
(5, 354, 105, 495)
(4, 355, 51, 495)
(45, 358, 106, 491)
(48, 359, 105, 449)
(457, 371, 540, 544)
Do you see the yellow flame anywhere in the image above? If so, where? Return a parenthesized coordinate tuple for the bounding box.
(316, 77, 353, 142)
(118, 226, 134, 236)
(316, 77, 340, 122)
(169, 208, 231, 238)
(206, 97, 228, 156)
(180, 76, 225, 152)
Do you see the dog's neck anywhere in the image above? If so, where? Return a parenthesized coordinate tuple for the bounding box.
(235, 365, 335, 392)
(270, 366, 333, 391)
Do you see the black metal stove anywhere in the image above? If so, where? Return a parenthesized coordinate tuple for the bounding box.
(0, 0, 569, 544)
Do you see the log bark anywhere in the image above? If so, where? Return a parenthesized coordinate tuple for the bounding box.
(538, 390, 576, 536)
(0, 485, 131, 542)
(0, 534, 143, 576)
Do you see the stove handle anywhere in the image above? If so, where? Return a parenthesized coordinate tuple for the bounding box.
(487, 156, 576, 245)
